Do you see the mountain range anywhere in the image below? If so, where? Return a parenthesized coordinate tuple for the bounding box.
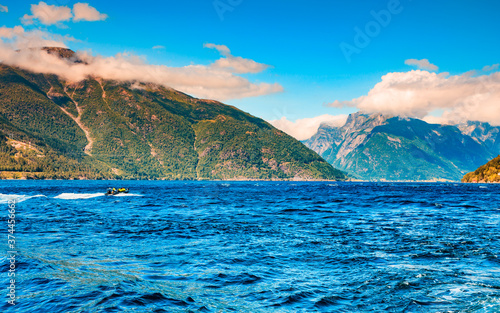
(0, 47, 346, 181)
(303, 113, 500, 181)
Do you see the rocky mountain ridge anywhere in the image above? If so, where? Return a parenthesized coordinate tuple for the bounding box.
(304, 112, 497, 181)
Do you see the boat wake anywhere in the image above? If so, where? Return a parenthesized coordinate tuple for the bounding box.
(0, 194, 46, 204)
(54, 193, 143, 199)
(54, 193, 105, 200)
(0, 193, 143, 202)
(111, 193, 143, 197)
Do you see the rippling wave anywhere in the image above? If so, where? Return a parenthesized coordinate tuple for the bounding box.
(0, 181, 499, 312)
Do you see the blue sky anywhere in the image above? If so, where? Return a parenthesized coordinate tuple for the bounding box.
(1, 0, 500, 139)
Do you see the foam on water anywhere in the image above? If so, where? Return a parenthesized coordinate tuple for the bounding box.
(54, 193, 104, 200)
(0, 194, 46, 203)
(53, 192, 143, 199)
(112, 193, 143, 197)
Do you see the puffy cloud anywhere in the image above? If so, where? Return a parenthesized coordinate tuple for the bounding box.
(0, 4, 7, 13)
(21, 2, 107, 25)
(73, 3, 107, 22)
(405, 58, 438, 71)
(0, 35, 282, 101)
(22, 2, 73, 25)
(329, 68, 500, 125)
(204, 43, 269, 74)
(269, 114, 348, 140)
(0, 26, 25, 39)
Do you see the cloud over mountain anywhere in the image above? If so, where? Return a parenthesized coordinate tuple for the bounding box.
(0, 38, 282, 101)
(328, 65, 500, 126)
(0, 3, 281, 102)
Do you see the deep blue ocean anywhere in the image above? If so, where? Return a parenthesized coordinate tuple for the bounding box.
(0, 181, 499, 312)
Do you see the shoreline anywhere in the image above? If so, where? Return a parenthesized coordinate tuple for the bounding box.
(0, 177, 477, 183)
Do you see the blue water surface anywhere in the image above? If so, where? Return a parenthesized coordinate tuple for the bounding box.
(0, 181, 499, 312)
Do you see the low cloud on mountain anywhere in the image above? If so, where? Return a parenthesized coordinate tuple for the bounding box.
(0, 30, 282, 101)
(0, 2, 282, 101)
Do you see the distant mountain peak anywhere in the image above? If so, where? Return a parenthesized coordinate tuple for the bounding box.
(342, 112, 389, 133)
(41, 47, 76, 59)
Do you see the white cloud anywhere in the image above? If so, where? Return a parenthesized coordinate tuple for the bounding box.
(152, 45, 165, 50)
(329, 67, 500, 125)
(422, 115, 451, 125)
(0, 4, 7, 13)
(211, 56, 269, 74)
(204, 43, 269, 74)
(269, 114, 348, 140)
(0, 35, 282, 101)
(0, 28, 71, 48)
(405, 58, 438, 71)
(21, 2, 107, 25)
(73, 3, 107, 22)
(0, 26, 24, 39)
(22, 1, 73, 25)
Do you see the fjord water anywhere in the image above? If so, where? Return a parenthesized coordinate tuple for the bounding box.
(1, 181, 499, 312)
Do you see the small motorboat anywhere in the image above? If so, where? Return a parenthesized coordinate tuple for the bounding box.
(105, 188, 129, 196)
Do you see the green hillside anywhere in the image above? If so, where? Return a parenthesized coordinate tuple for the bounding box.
(0, 52, 346, 181)
(462, 156, 500, 183)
